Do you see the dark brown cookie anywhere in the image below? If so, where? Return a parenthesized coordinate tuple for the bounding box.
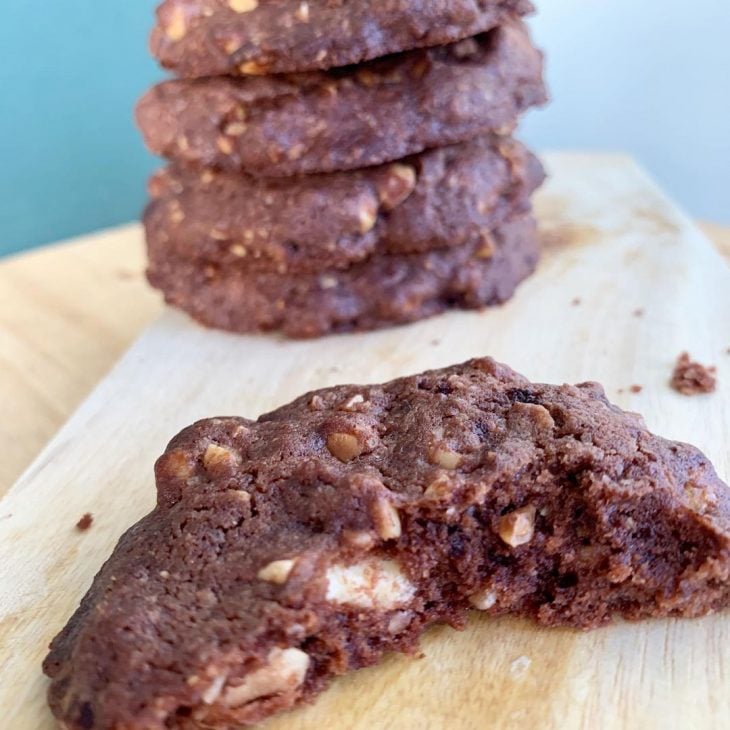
(150, 0, 534, 78)
(44, 358, 730, 729)
(144, 136, 544, 274)
(138, 22, 546, 177)
(146, 214, 540, 337)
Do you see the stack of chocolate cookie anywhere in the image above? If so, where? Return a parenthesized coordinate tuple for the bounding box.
(137, 0, 547, 337)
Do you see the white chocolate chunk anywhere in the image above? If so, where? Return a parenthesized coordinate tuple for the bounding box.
(326, 558, 415, 609)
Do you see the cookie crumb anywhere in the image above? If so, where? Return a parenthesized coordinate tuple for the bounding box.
(670, 353, 717, 395)
(431, 339, 442, 346)
(76, 513, 94, 532)
(509, 655, 532, 679)
(629, 385, 643, 394)
(633, 308, 645, 317)
(571, 297, 581, 306)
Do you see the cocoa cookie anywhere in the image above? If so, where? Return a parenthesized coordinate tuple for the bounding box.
(144, 136, 544, 273)
(138, 22, 546, 177)
(44, 358, 730, 729)
(150, 0, 534, 78)
(146, 214, 540, 337)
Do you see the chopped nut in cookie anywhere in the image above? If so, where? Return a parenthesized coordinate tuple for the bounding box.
(371, 497, 402, 541)
(469, 588, 498, 611)
(377, 165, 417, 210)
(228, 0, 258, 14)
(221, 648, 309, 709)
(203, 444, 240, 475)
(258, 559, 296, 585)
(431, 447, 462, 470)
(498, 505, 536, 547)
(326, 432, 364, 462)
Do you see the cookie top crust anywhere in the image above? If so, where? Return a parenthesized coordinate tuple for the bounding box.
(150, 0, 534, 78)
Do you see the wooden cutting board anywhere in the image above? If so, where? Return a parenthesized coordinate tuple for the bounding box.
(1, 154, 728, 729)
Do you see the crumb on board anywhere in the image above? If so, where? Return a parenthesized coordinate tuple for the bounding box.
(633, 308, 645, 317)
(670, 352, 717, 395)
(76, 513, 94, 531)
(571, 297, 581, 306)
(629, 385, 643, 394)
(431, 339, 442, 346)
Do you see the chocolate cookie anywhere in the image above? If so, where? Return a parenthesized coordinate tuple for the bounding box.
(146, 214, 540, 337)
(150, 0, 534, 78)
(44, 358, 730, 729)
(138, 22, 546, 177)
(144, 136, 544, 274)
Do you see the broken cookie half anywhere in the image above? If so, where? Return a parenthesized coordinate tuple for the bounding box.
(44, 358, 730, 729)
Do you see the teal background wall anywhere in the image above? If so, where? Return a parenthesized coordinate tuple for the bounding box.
(0, 4, 161, 257)
(1, 1, 728, 259)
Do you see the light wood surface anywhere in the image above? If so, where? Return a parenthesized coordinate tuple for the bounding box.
(1, 154, 729, 729)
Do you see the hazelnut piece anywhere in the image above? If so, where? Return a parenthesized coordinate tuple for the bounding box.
(295, 2, 310, 22)
(469, 588, 498, 610)
(326, 433, 364, 462)
(228, 0, 258, 12)
(165, 7, 187, 40)
(222, 648, 310, 708)
(498, 506, 536, 547)
(258, 559, 296, 585)
(378, 165, 417, 210)
(358, 201, 378, 233)
(239, 60, 269, 75)
(431, 447, 462, 470)
(423, 473, 453, 500)
(371, 497, 402, 541)
(341, 394, 365, 411)
(156, 449, 194, 481)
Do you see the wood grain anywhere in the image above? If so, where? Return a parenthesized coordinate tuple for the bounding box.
(1, 154, 729, 729)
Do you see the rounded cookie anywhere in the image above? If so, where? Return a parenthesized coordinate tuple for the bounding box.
(146, 214, 540, 338)
(143, 135, 545, 273)
(150, 0, 534, 78)
(138, 22, 546, 177)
